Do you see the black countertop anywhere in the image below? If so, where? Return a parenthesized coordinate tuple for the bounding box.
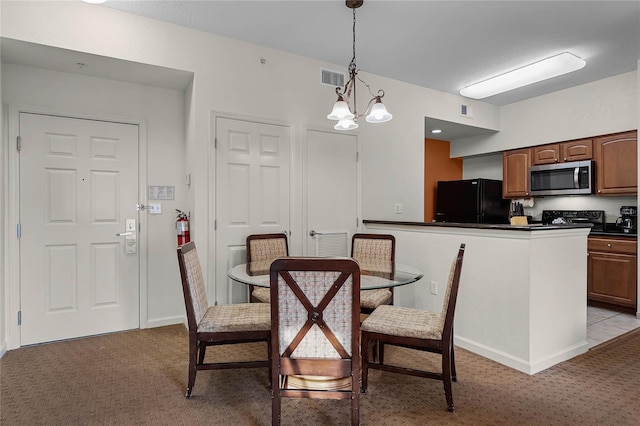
(589, 228, 637, 239)
(362, 220, 592, 232)
(363, 220, 637, 239)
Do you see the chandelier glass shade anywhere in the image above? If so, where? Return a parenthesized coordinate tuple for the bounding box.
(327, 1, 392, 130)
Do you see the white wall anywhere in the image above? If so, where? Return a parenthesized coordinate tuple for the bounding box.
(2, 64, 187, 330)
(451, 71, 637, 157)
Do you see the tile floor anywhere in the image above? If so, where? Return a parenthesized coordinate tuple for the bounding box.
(587, 305, 640, 348)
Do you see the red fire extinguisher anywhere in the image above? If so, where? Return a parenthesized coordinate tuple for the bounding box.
(176, 209, 190, 246)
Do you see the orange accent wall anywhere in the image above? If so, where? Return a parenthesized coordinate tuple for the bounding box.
(424, 138, 463, 222)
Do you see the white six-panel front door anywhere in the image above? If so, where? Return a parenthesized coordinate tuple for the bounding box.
(215, 117, 290, 304)
(19, 113, 140, 345)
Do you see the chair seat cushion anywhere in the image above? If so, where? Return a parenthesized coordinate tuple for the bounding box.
(198, 303, 271, 333)
(360, 288, 392, 309)
(361, 305, 443, 340)
(252, 287, 271, 303)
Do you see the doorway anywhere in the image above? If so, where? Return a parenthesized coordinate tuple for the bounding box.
(305, 129, 359, 256)
(214, 116, 291, 304)
(18, 113, 140, 345)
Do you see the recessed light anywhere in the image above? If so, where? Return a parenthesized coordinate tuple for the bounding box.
(460, 52, 586, 99)
(82, 0, 108, 4)
(431, 129, 442, 134)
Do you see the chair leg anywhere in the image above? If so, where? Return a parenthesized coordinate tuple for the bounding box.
(361, 333, 370, 393)
(442, 346, 454, 412)
(451, 344, 457, 382)
(351, 390, 360, 426)
(378, 341, 385, 364)
(267, 337, 273, 387)
(272, 388, 281, 425)
(186, 337, 198, 398)
(198, 342, 207, 365)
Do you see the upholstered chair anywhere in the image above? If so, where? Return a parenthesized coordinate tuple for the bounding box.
(246, 233, 289, 303)
(270, 257, 361, 425)
(177, 241, 271, 398)
(361, 243, 466, 412)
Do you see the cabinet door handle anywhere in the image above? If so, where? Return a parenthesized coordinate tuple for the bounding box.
(607, 243, 612, 248)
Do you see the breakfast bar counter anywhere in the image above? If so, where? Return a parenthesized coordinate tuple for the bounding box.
(362, 219, 592, 375)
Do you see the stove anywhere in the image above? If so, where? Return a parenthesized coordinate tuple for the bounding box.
(541, 210, 605, 232)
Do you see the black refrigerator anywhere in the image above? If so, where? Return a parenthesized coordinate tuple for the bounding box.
(435, 178, 510, 224)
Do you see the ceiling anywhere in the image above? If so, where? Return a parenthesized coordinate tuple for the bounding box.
(102, 0, 640, 108)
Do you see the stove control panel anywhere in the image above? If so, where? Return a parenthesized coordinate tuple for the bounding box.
(542, 210, 605, 231)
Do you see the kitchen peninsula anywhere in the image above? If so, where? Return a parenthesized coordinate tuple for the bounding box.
(362, 220, 592, 375)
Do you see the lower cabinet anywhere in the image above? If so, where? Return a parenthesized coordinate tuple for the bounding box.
(587, 236, 637, 309)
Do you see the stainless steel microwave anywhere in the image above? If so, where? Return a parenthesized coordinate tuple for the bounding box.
(529, 160, 594, 196)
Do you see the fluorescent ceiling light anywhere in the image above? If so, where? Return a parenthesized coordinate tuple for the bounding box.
(431, 129, 442, 134)
(82, 0, 108, 4)
(460, 52, 586, 99)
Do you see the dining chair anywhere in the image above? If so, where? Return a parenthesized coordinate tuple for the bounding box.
(351, 233, 396, 314)
(246, 233, 289, 303)
(361, 243, 466, 412)
(177, 241, 271, 398)
(270, 257, 361, 426)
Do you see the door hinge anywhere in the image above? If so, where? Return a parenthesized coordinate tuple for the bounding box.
(17, 223, 22, 238)
(214, 138, 218, 149)
(214, 219, 217, 230)
(16, 136, 21, 151)
(356, 151, 359, 162)
(18, 311, 22, 326)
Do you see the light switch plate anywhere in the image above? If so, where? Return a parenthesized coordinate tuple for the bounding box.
(394, 203, 403, 214)
(149, 203, 162, 214)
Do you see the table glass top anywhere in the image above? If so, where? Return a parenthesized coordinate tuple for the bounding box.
(228, 259, 423, 290)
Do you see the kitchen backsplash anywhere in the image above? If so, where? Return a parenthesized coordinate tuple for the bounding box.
(520, 195, 637, 223)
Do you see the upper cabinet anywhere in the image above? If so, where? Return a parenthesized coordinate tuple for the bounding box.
(503, 148, 531, 198)
(503, 130, 636, 199)
(594, 130, 638, 196)
(562, 139, 594, 162)
(532, 138, 593, 165)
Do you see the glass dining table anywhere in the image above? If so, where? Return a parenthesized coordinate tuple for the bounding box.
(227, 258, 423, 390)
(227, 259, 424, 290)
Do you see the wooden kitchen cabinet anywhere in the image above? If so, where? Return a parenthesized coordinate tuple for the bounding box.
(594, 130, 637, 195)
(532, 138, 593, 165)
(502, 148, 531, 198)
(587, 236, 637, 309)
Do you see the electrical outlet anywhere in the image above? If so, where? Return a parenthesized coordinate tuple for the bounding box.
(430, 280, 438, 295)
(394, 203, 403, 214)
(149, 203, 162, 214)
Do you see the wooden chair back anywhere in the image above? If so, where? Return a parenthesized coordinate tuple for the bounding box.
(177, 241, 208, 333)
(270, 257, 361, 425)
(246, 233, 289, 275)
(351, 233, 395, 278)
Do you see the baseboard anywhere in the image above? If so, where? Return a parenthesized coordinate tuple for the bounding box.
(528, 341, 588, 374)
(454, 335, 589, 375)
(145, 316, 185, 329)
(454, 335, 531, 374)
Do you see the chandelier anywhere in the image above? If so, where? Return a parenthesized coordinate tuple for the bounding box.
(327, 0, 392, 131)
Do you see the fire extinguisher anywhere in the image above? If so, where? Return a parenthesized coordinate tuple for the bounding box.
(176, 209, 190, 246)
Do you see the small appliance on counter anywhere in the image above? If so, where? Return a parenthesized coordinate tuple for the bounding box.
(541, 210, 605, 232)
(615, 206, 637, 234)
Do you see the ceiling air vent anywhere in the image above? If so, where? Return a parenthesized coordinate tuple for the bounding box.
(320, 68, 345, 88)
